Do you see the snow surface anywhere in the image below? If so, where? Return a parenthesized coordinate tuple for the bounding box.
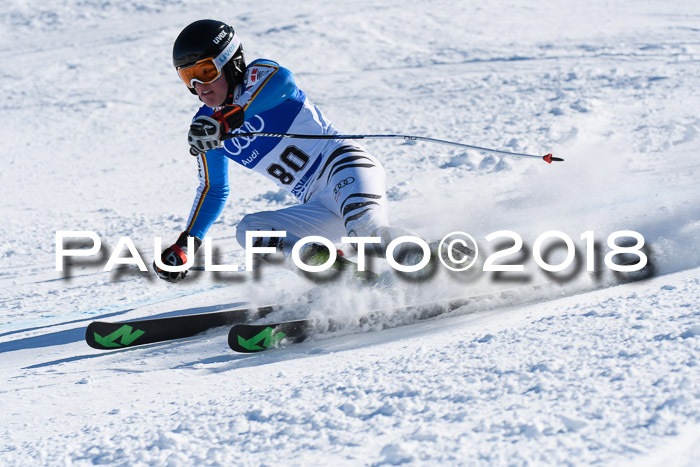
(1, 0, 699, 465)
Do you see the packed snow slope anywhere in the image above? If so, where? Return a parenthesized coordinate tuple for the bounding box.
(1, 0, 699, 465)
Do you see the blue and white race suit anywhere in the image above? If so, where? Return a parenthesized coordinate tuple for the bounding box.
(184, 59, 399, 252)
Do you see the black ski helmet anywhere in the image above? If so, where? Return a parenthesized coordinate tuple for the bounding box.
(172, 19, 246, 96)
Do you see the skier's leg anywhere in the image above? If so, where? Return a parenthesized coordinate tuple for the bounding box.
(235, 200, 345, 255)
(313, 147, 418, 258)
(235, 200, 375, 280)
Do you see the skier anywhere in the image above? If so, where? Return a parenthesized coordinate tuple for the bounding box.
(155, 19, 416, 282)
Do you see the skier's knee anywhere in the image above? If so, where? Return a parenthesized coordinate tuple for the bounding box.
(235, 213, 261, 248)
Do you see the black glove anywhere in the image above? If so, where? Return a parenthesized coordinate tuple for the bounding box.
(188, 105, 245, 156)
(188, 115, 221, 154)
(153, 232, 202, 282)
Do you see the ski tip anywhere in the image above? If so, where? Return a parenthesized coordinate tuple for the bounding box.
(84, 322, 120, 350)
(84, 323, 100, 349)
(85, 321, 147, 350)
(227, 323, 287, 353)
(543, 153, 564, 163)
(228, 320, 311, 353)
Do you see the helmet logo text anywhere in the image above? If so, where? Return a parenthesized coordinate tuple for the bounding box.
(213, 30, 227, 45)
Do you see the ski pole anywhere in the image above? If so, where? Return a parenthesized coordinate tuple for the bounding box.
(217, 131, 564, 164)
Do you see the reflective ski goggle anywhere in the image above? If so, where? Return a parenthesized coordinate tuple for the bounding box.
(176, 33, 240, 88)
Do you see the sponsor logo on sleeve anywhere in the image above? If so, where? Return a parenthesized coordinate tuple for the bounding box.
(246, 66, 272, 87)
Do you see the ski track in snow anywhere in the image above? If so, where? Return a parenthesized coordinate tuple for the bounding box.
(2, 271, 699, 466)
(1, 0, 699, 465)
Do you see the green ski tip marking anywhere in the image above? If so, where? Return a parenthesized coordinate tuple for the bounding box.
(93, 325, 145, 348)
(237, 327, 286, 351)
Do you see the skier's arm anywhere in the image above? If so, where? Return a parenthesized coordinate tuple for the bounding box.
(185, 150, 230, 240)
(236, 59, 299, 115)
(154, 146, 228, 283)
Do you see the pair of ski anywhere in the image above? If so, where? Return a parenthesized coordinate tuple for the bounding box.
(85, 303, 289, 353)
(84, 295, 475, 353)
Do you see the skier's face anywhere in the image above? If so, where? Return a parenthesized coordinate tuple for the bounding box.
(194, 74, 228, 107)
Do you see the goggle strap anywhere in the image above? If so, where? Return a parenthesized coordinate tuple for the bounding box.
(213, 32, 241, 71)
